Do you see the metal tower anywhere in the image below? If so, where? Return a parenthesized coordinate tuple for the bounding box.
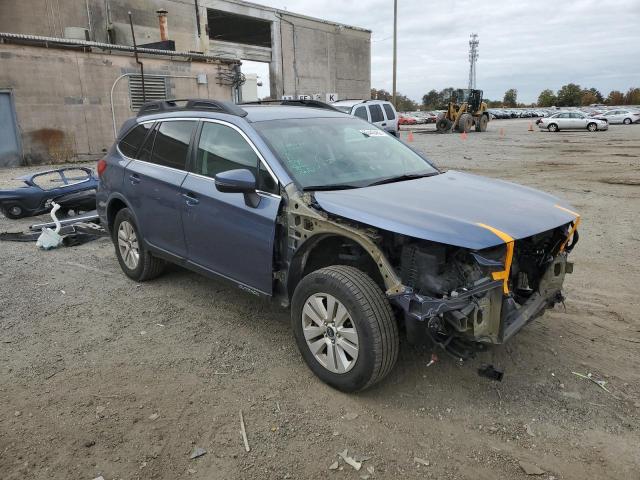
(468, 33, 479, 90)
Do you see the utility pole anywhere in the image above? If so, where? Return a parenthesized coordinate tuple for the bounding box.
(468, 33, 479, 90)
(392, 0, 397, 107)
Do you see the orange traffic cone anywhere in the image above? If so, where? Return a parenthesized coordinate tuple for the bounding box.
(528, 122, 534, 132)
(407, 130, 414, 142)
(460, 131, 468, 141)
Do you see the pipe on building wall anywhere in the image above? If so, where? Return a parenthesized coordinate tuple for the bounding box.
(0, 32, 239, 63)
(157, 9, 169, 42)
(277, 14, 298, 96)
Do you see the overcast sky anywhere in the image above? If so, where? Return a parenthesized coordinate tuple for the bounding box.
(245, 0, 640, 103)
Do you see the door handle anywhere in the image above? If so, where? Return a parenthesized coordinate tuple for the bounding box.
(182, 192, 199, 206)
(129, 174, 140, 184)
(381, 123, 387, 126)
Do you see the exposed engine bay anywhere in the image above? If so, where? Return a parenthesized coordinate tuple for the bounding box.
(389, 225, 576, 358)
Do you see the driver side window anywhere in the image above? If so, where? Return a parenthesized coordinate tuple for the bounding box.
(194, 122, 278, 195)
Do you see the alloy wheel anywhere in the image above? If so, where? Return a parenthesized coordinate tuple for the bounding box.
(117, 220, 140, 270)
(301, 293, 359, 374)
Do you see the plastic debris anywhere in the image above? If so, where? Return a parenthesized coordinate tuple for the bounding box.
(329, 461, 339, 470)
(414, 457, 430, 466)
(518, 460, 545, 475)
(36, 202, 63, 250)
(426, 353, 439, 367)
(343, 412, 358, 420)
(148, 413, 159, 421)
(190, 447, 207, 459)
(338, 449, 362, 471)
(478, 364, 504, 382)
(572, 372, 610, 393)
(239, 409, 250, 452)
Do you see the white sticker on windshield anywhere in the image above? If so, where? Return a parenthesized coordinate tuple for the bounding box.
(359, 129, 386, 137)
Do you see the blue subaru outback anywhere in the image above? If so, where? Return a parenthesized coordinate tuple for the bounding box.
(97, 99, 579, 391)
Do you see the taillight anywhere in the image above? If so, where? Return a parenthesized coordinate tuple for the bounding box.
(97, 158, 107, 177)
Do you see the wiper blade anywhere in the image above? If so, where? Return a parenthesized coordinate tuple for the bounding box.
(366, 172, 437, 187)
(302, 184, 360, 191)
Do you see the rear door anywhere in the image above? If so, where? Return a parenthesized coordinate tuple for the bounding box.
(570, 112, 587, 128)
(124, 119, 197, 258)
(181, 120, 281, 294)
(382, 103, 398, 133)
(367, 104, 387, 131)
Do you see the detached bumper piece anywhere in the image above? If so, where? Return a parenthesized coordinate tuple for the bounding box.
(391, 253, 572, 357)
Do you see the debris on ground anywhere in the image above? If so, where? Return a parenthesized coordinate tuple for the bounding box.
(187, 468, 196, 474)
(14, 410, 21, 417)
(572, 371, 611, 393)
(148, 413, 159, 421)
(525, 424, 536, 437)
(414, 457, 430, 466)
(342, 412, 358, 420)
(518, 460, 545, 475)
(239, 409, 250, 452)
(92, 476, 105, 480)
(328, 461, 339, 470)
(35, 202, 63, 250)
(478, 364, 504, 381)
(426, 353, 439, 367)
(189, 447, 207, 459)
(338, 449, 362, 471)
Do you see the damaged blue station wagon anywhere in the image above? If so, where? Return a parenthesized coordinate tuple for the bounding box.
(97, 99, 580, 392)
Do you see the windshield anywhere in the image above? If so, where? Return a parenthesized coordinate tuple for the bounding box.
(254, 117, 438, 189)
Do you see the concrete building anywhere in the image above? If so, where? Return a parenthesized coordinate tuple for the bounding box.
(0, 0, 371, 166)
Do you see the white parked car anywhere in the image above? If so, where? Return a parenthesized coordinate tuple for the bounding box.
(332, 99, 399, 136)
(593, 109, 640, 125)
(538, 111, 608, 132)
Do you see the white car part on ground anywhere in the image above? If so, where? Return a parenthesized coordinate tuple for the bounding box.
(36, 202, 63, 250)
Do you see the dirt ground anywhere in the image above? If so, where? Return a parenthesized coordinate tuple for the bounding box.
(1, 118, 639, 480)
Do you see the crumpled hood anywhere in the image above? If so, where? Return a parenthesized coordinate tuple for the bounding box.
(314, 170, 577, 250)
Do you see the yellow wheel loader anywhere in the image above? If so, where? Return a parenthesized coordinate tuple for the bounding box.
(436, 88, 490, 133)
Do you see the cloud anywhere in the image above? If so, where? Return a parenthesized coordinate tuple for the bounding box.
(250, 0, 640, 103)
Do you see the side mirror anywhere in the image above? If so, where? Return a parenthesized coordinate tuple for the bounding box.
(214, 169, 260, 208)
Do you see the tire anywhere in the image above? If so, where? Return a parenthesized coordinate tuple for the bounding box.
(2, 203, 26, 219)
(587, 122, 598, 132)
(623, 118, 632, 125)
(548, 123, 559, 132)
(475, 114, 489, 132)
(112, 208, 165, 282)
(436, 117, 452, 133)
(457, 113, 473, 133)
(291, 265, 399, 392)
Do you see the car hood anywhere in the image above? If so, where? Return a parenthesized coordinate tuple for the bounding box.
(313, 171, 577, 250)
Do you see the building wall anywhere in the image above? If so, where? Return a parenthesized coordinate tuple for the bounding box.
(0, 43, 233, 165)
(0, 0, 372, 101)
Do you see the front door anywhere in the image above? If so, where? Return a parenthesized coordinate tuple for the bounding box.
(181, 120, 280, 294)
(0, 92, 21, 167)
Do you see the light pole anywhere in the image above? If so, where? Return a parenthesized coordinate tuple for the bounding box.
(392, 0, 397, 108)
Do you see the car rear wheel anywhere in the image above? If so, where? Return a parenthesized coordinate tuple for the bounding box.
(548, 123, 559, 132)
(623, 118, 632, 125)
(2, 203, 26, 219)
(113, 208, 165, 282)
(291, 265, 399, 392)
(587, 122, 598, 132)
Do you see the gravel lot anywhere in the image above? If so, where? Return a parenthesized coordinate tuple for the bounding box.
(1, 118, 639, 480)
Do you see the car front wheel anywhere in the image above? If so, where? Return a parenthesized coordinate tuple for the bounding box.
(2, 203, 26, 219)
(291, 265, 399, 392)
(587, 122, 598, 132)
(548, 123, 558, 132)
(113, 208, 165, 282)
(623, 118, 632, 125)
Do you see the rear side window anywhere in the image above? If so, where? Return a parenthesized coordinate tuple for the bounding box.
(369, 104, 384, 122)
(354, 106, 368, 120)
(383, 104, 396, 120)
(118, 123, 153, 158)
(138, 124, 157, 162)
(150, 121, 196, 170)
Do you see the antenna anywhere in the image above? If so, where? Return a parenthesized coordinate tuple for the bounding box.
(468, 33, 479, 90)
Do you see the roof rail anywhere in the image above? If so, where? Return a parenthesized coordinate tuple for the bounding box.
(137, 98, 248, 117)
(239, 99, 341, 112)
(339, 98, 370, 103)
